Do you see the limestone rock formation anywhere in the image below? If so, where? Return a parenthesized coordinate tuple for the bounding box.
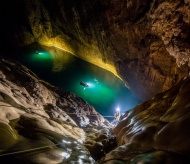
(99, 77, 190, 163)
(84, 128, 116, 161)
(1, 0, 190, 100)
(0, 58, 112, 163)
(106, 0, 190, 100)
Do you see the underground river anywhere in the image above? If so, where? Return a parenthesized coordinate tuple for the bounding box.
(8, 45, 140, 121)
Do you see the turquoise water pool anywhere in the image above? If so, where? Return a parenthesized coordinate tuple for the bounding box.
(12, 45, 140, 120)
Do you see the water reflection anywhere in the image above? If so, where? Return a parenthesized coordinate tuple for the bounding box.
(13, 45, 140, 120)
(48, 47, 74, 72)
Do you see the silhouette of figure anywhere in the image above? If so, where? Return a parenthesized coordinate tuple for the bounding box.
(111, 108, 120, 126)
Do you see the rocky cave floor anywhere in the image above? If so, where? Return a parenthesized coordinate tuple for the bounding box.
(0, 58, 117, 163)
(1, 58, 190, 164)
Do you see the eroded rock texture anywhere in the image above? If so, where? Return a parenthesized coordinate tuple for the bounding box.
(106, 0, 190, 100)
(0, 58, 112, 163)
(99, 77, 190, 163)
(1, 0, 190, 100)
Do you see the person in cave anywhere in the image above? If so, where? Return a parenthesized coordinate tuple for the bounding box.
(111, 108, 120, 126)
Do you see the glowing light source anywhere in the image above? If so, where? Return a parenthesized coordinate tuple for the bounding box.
(116, 106, 120, 112)
(36, 51, 45, 55)
(32, 51, 52, 60)
(38, 52, 43, 55)
(86, 82, 95, 88)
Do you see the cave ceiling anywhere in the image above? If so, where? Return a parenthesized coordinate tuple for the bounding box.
(0, 0, 190, 100)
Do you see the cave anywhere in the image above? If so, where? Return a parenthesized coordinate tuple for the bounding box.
(0, 0, 190, 163)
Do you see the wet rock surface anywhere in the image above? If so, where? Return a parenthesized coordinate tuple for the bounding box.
(0, 58, 113, 163)
(1, 58, 190, 163)
(84, 128, 116, 161)
(99, 77, 190, 163)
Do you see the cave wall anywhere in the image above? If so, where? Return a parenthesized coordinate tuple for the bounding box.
(0, 0, 116, 76)
(1, 0, 190, 100)
(103, 0, 190, 100)
(99, 76, 190, 163)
